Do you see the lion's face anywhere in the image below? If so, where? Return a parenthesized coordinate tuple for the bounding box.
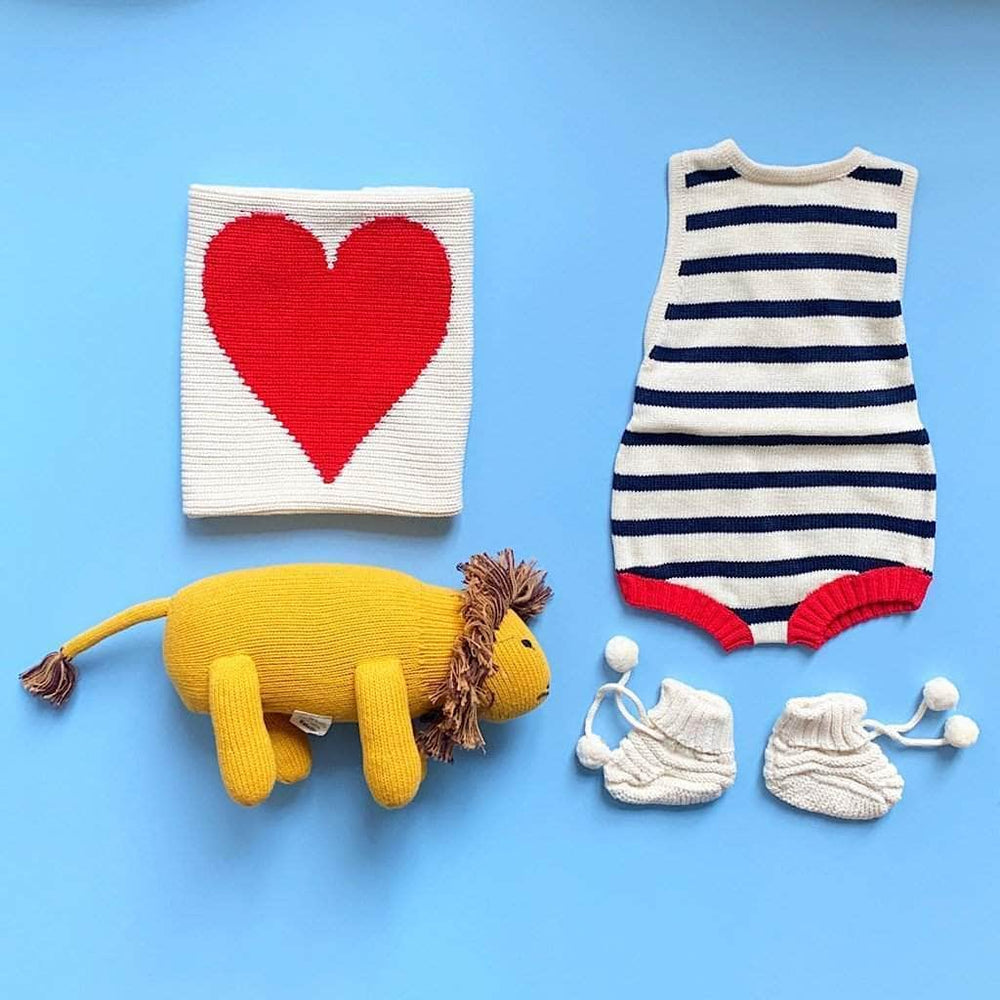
(481, 610, 550, 722)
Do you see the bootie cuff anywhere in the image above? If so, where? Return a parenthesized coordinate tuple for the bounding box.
(647, 679, 734, 754)
(773, 693, 869, 751)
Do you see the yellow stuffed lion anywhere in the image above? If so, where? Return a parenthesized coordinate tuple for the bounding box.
(21, 551, 552, 809)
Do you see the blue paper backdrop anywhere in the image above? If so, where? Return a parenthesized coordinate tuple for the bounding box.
(2, 1, 997, 996)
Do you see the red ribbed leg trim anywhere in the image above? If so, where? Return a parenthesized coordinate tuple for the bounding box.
(788, 567, 931, 650)
(616, 572, 753, 653)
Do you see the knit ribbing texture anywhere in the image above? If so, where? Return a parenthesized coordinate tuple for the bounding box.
(763, 693, 904, 820)
(33, 562, 550, 809)
(602, 679, 736, 806)
(208, 654, 277, 806)
(181, 184, 473, 517)
(612, 140, 935, 649)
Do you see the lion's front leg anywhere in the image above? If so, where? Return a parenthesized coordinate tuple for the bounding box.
(354, 657, 424, 809)
(208, 654, 276, 806)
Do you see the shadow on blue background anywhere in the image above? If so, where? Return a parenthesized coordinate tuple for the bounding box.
(1, 1, 997, 997)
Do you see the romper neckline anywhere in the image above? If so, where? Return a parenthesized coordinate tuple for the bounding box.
(716, 138, 868, 185)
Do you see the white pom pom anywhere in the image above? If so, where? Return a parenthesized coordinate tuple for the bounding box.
(923, 676, 959, 712)
(604, 635, 639, 674)
(576, 733, 612, 769)
(944, 715, 979, 749)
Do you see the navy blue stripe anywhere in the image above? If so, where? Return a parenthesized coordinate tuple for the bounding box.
(620, 429, 930, 447)
(685, 166, 740, 187)
(666, 299, 902, 320)
(612, 514, 936, 538)
(612, 470, 936, 491)
(686, 205, 897, 230)
(679, 252, 897, 275)
(625, 556, 909, 580)
(849, 166, 903, 186)
(734, 605, 798, 625)
(648, 344, 909, 363)
(633, 385, 916, 409)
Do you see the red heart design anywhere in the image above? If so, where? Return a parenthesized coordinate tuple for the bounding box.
(203, 213, 452, 483)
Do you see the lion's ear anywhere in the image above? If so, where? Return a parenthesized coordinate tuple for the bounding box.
(507, 555, 552, 621)
(460, 548, 552, 621)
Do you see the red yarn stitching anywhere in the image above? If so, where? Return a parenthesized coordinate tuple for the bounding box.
(788, 566, 931, 650)
(203, 214, 452, 483)
(616, 572, 753, 652)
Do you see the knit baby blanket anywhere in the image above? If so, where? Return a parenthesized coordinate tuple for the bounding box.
(181, 184, 473, 517)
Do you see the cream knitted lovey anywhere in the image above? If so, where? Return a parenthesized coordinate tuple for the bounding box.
(181, 184, 473, 517)
(576, 637, 735, 806)
(764, 679, 979, 821)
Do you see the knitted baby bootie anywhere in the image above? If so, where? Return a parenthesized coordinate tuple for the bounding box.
(576, 637, 736, 807)
(602, 679, 736, 806)
(763, 694, 903, 821)
(764, 679, 980, 821)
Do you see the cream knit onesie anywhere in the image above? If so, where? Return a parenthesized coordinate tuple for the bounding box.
(612, 141, 935, 651)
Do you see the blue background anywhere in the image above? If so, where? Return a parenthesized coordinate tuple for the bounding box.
(2, 1, 997, 996)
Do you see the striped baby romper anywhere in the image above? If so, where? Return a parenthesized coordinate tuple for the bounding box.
(611, 140, 935, 651)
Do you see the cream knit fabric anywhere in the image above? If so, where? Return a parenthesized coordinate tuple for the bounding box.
(612, 140, 935, 651)
(764, 680, 980, 821)
(602, 679, 737, 806)
(181, 184, 473, 517)
(576, 641, 735, 807)
(764, 693, 903, 820)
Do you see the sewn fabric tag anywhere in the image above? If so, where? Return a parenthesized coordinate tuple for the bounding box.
(289, 710, 333, 736)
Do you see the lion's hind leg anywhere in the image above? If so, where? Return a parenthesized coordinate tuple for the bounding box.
(208, 654, 276, 807)
(265, 714, 312, 784)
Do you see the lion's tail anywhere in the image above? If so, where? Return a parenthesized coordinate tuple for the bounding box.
(20, 597, 170, 708)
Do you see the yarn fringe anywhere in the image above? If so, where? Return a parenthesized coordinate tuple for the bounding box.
(505, 552, 553, 622)
(20, 651, 77, 708)
(417, 549, 552, 763)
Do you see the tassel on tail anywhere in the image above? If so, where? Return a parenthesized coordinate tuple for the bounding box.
(20, 651, 77, 708)
(17, 596, 170, 709)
